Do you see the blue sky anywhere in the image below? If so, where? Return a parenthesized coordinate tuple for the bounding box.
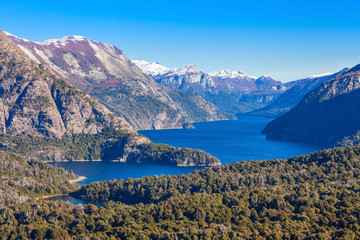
(1, 0, 360, 81)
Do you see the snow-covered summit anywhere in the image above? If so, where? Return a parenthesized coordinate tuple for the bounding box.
(132, 60, 172, 76)
(306, 72, 333, 79)
(43, 35, 88, 47)
(175, 64, 202, 75)
(209, 70, 251, 79)
(4, 31, 32, 43)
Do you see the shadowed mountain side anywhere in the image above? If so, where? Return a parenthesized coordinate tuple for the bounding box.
(262, 66, 360, 145)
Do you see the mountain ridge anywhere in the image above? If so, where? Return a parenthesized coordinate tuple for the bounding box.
(249, 68, 349, 117)
(8, 32, 233, 130)
(0, 30, 220, 166)
(262, 65, 360, 145)
(134, 59, 287, 114)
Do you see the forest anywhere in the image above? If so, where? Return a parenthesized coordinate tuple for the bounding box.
(0, 127, 218, 166)
(2, 147, 360, 239)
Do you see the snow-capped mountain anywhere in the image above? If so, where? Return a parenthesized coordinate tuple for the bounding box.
(131, 60, 172, 76)
(8, 32, 233, 130)
(208, 70, 250, 79)
(133, 60, 286, 114)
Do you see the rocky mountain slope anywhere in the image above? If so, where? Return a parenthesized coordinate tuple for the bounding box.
(262, 64, 360, 145)
(134, 60, 287, 114)
(0, 30, 133, 138)
(8, 33, 232, 130)
(250, 69, 348, 117)
(0, 30, 220, 166)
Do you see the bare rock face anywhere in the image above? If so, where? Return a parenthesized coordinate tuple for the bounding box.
(8, 33, 232, 130)
(0, 30, 134, 138)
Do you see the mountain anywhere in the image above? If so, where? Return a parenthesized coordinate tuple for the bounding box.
(151, 64, 216, 94)
(134, 60, 287, 114)
(0, 30, 219, 166)
(8, 33, 232, 130)
(249, 69, 348, 117)
(262, 64, 360, 145)
(0, 30, 133, 138)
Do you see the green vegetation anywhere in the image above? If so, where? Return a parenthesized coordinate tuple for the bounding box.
(133, 142, 219, 166)
(0, 127, 219, 166)
(70, 146, 360, 239)
(0, 127, 130, 161)
(0, 151, 78, 199)
(3, 147, 360, 239)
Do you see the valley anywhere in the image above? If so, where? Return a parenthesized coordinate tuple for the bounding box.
(1, 20, 360, 239)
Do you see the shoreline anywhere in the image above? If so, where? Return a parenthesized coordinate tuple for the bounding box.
(69, 176, 87, 184)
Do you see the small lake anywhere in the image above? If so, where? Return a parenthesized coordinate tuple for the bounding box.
(52, 116, 328, 186)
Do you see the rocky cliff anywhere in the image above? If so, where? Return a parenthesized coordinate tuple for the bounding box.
(262, 65, 360, 145)
(8, 33, 232, 130)
(0, 30, 220, 166)
(0, 30, 133, 138)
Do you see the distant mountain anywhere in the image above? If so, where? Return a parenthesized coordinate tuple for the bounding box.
(132, 60, 172, 76)
(134, 60, 286, 114)
(249, 69, 349, 117)
(8, 33, 232, 130)
(0, 30, 220, 166)
(262, 64, 360, 145)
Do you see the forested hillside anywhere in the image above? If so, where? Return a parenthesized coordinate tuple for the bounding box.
(2, 147, 360, 239)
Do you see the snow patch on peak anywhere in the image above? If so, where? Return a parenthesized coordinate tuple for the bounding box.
(132, 60, 172, 76)
(3, 31, 12, 36)
(43, 35, 88, 47)
(209, 70, 250, 79)
(307, 72, 333, 79)
(4, 31, 32, 43)
(176, 64, 201, 75)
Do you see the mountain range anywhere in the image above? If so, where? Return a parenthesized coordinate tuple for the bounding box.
(262, 64, 360, 145)
(0, 30, 219, 166)
(7, 33, 232, 130)
(249, 69, 349, 117)
(133, 60, 288, 114)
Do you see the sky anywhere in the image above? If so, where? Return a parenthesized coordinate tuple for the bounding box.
(1, 0, 360, 82)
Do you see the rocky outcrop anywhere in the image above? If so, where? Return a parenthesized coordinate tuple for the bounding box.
(0, 30, 133, 138)
(262, 65, 360, 145)
(8, 33, 232, 130)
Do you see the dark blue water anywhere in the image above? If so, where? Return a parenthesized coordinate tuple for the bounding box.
(47, 195, 86, 205)
(47, 195, 103, 206)
(52, 116, 328, 185)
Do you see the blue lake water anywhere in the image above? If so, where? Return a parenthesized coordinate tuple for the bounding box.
(52, 116, 328, 185)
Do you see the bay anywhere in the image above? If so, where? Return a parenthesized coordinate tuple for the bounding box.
(52, 116, 328, 185)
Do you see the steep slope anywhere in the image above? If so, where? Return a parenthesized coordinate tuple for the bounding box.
(250, 70, 348, 117)
(135, 60, 286, 114)
(262, 65, 360, 145)
(8, 33, 231, 130)
(0, 30, 220, 166)
(0, 30, 133, 138)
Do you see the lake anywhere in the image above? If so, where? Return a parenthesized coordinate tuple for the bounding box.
(52, 116, 328, 185)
